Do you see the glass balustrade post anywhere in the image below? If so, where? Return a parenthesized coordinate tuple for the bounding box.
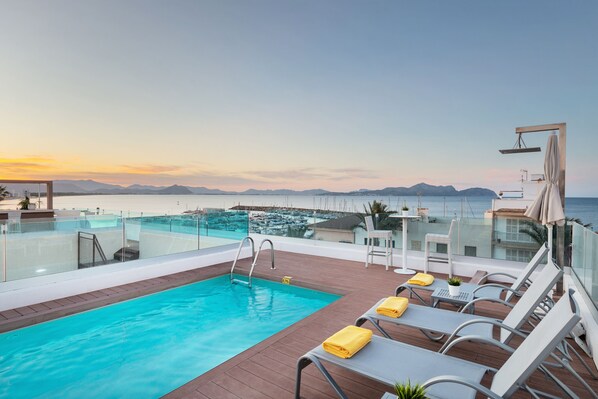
(2, 224, 6, 282)
(197, 214, 201, 250)
(457, 218, 461, 256)
(121, 217, 126, 262)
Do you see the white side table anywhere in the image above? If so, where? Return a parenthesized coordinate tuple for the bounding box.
(388, 214, 420, 275)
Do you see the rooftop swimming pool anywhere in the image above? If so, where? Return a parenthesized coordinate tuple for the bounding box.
(0, 275, 339, 398)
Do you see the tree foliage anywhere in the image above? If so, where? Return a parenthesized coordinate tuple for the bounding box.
(519, 217, 592, 247)
(362, 200, 400, 230)
(0, 185, 9, 202)
(519, 217, 592, 265)
(18, 196, 30, 210)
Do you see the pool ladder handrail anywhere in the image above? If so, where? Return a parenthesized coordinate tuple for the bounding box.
(231, 237, 275, 288)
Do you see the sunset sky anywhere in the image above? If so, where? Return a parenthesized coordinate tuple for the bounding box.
(1, 1, 597, 195)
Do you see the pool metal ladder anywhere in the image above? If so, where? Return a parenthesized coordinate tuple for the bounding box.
(230, 237, 275, 288)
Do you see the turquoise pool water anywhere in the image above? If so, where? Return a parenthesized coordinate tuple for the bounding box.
(0, 275, 339, 398)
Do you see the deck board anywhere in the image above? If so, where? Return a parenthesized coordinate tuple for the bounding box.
(1, 250, 597, 398)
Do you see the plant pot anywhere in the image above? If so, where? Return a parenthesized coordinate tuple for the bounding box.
(401, 210, 409, 217)
(448, 284, 460, 297)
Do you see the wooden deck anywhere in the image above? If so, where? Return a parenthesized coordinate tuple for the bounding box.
(1, 251, 597, 398)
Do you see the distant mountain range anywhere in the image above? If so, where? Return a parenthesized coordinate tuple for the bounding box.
(3, 180, 496, 197)
(339, 183, 496, 197)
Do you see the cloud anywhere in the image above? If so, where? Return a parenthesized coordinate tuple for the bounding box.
(0, 155, 391, 191)
(120, 164, 184, 174)
(0, 156, 57, 174)
(246, 167, 378, 182)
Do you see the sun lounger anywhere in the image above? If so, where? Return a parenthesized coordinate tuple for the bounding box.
(296, 293, 580, 399)
(395, 243, 548, 305)
(356, 258, 561, 345)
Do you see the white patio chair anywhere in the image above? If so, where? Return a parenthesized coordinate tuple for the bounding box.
(7, 211, 21, 233)
(424, 219, 456, 277)
(364, 215, 393, 271)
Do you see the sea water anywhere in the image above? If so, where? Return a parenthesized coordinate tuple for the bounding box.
(49, 195, 598, 228)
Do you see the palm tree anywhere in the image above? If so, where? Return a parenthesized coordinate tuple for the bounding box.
(287, 224, 308, 238)
(519, 217, 592, 245)
(363, 200, 392, 216)
(518, 220, 547, 246)
(0, 185, 9, 202)
(360, 200, 400, 230)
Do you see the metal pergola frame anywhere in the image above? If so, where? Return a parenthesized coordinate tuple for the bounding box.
(0, 179, 54, 209)
(505, 123, 567, 292)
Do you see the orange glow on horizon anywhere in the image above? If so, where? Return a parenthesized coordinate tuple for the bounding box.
(0, 154, 401, 191)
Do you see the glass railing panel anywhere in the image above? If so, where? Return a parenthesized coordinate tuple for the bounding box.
(1, 223, 6, 282)
(0, 210, 250, 283)
(171, 215, 201, 235)
(3, 217, 124, 281)
(571, 222, 598, 309)
(245, 206, 537, 265)
(202, 211, 248, 249)
(135, 215, 199, 259)
(78, 218, 125, 268)
(132, 211, 246, 258)
(456, 218, 494, 258)
(253, 208, 362, 242)
(572, 223, 587, 287)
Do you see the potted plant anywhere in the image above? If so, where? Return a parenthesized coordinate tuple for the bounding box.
(447, 277, 462, 297)
(393, 380, 428, 399)
(401, 202, 409, 217)
(18, 195, 30, 210)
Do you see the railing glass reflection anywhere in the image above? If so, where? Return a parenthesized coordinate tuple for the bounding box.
(0, 211, 248, 282)
(247, 209, 543, 263)
(572, 222, 598, 310)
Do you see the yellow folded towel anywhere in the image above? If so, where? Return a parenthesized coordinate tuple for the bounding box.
(376, 296, 409, 318)
(322, 325, 373, 359)
(406, 272, 435, 286)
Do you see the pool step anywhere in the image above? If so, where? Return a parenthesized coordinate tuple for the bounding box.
(230, 237, 275, 288)
(79, 259, 119, 268)
(114, 247, 140, 262)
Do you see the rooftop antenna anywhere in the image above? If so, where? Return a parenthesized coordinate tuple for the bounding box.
(499, 132, 541, 154)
